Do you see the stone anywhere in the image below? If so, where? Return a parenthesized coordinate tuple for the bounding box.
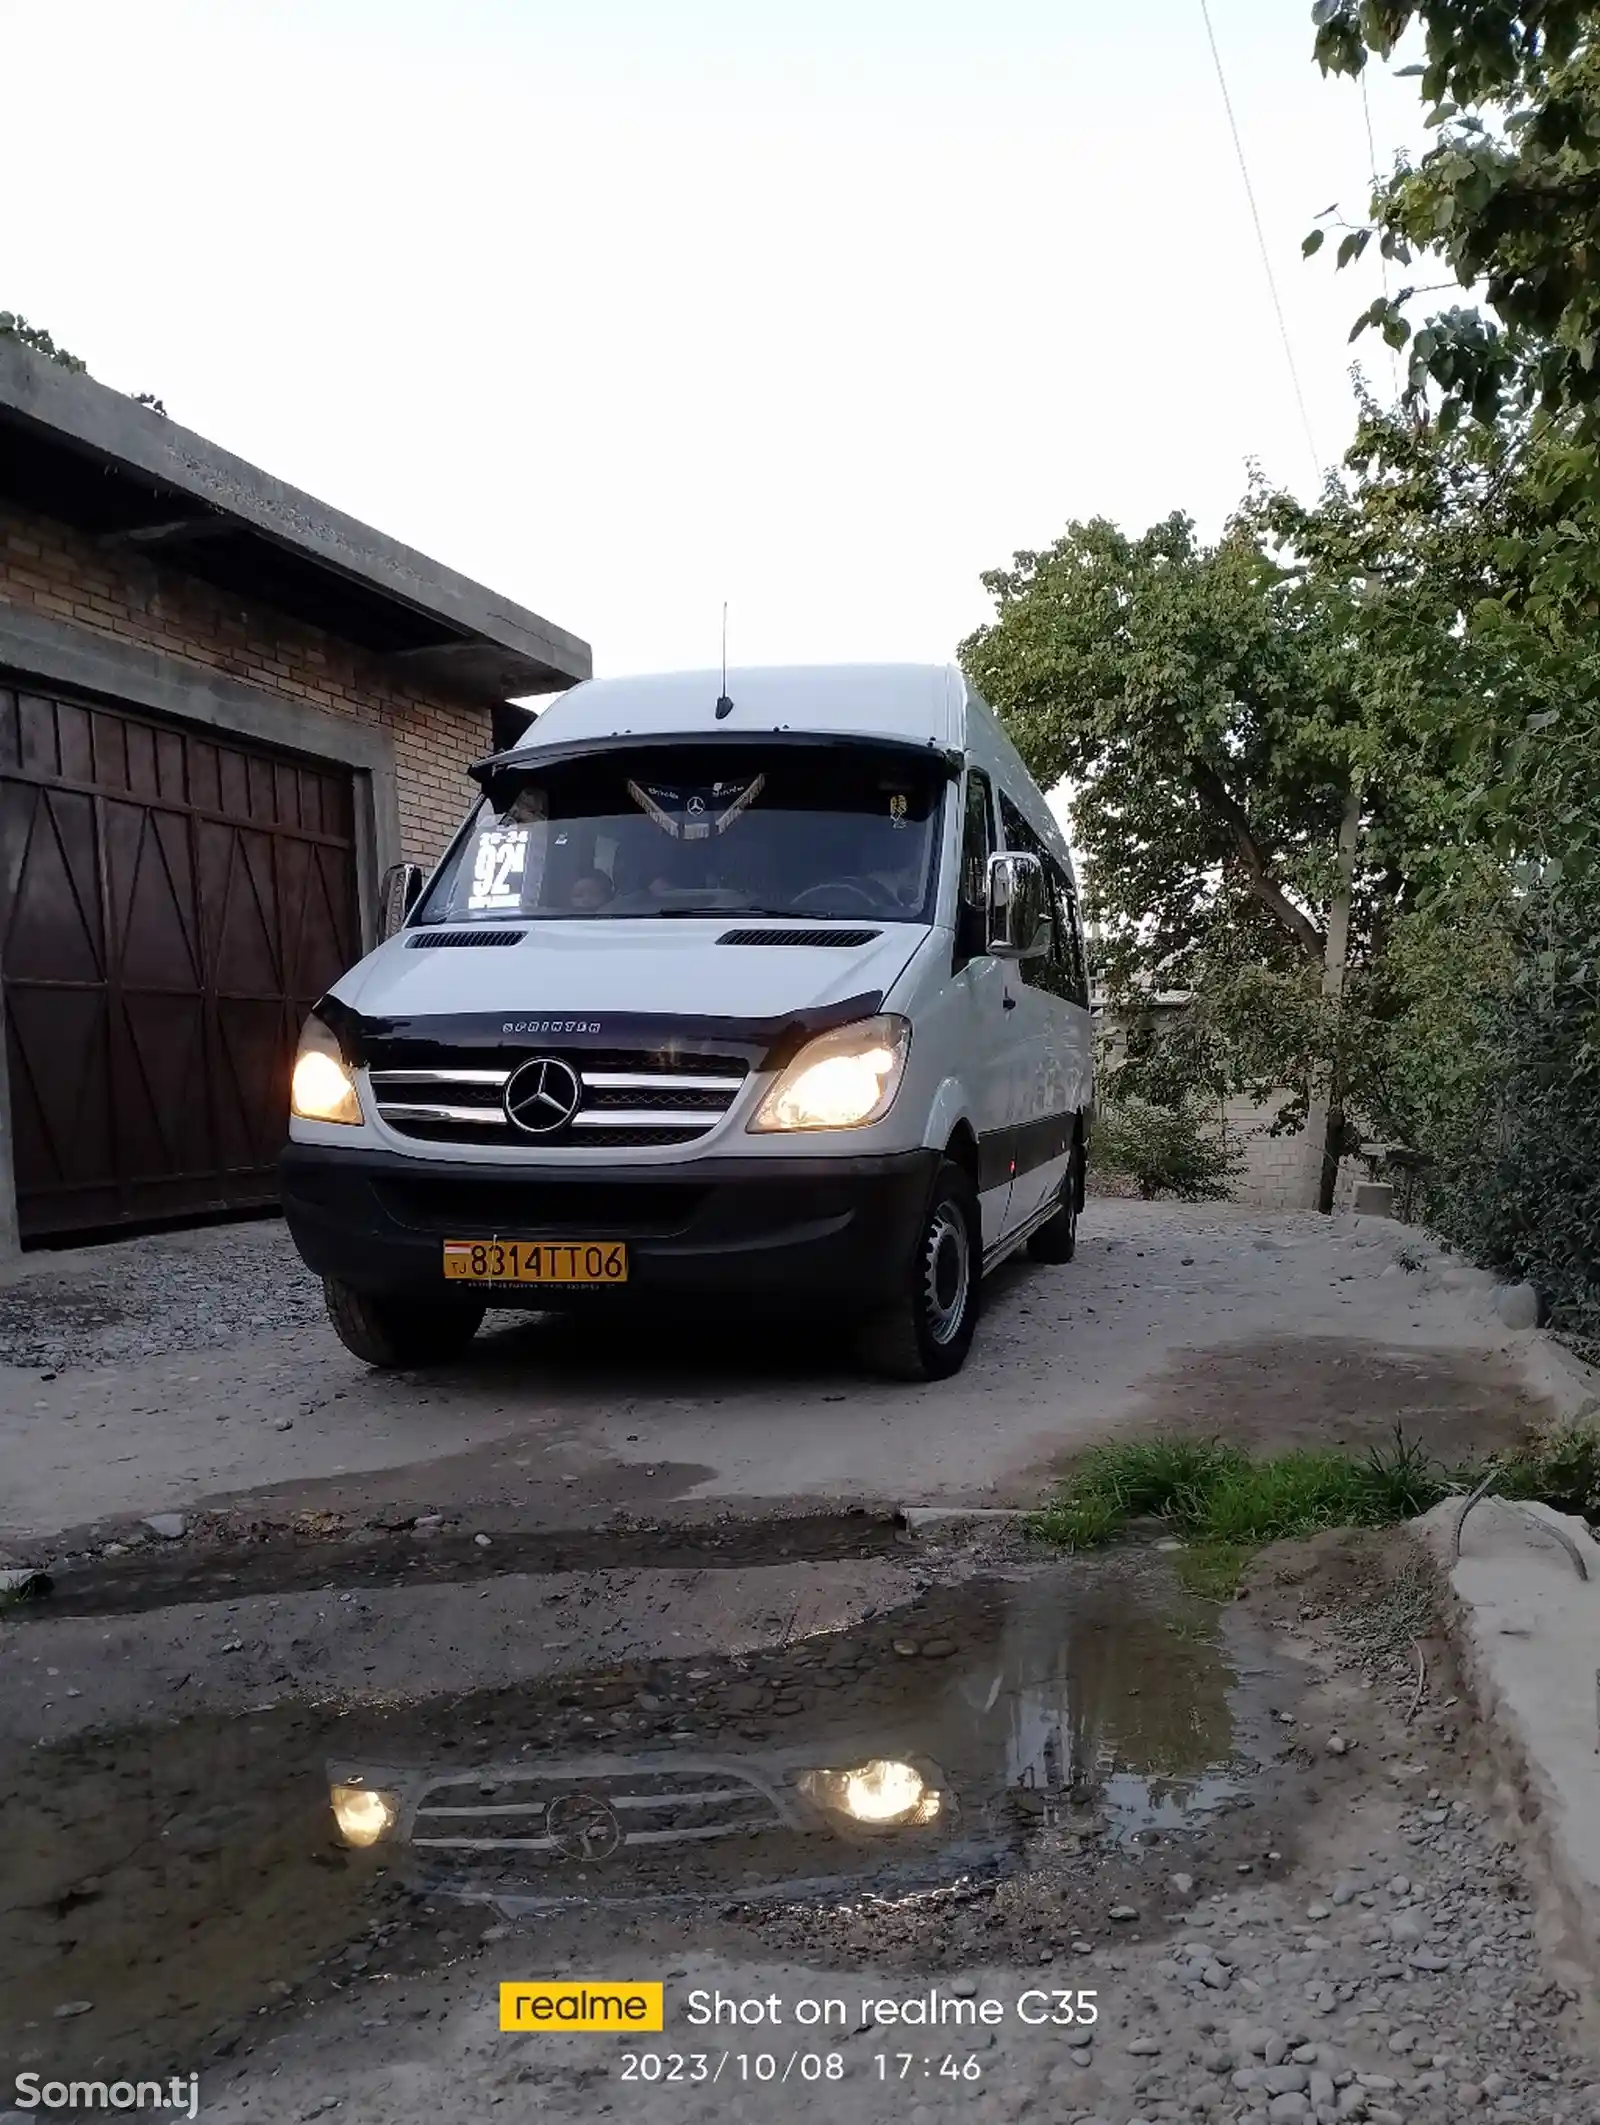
(1494, 1281, 1539, 1330)
(1269, 2097, 1311, 2122)
(474, 1533, 492, 1548)
(1170, 1873, 1195, 1898)
(1128, 2037, 1161, 2055)
(1109, 1904, 1139, 1921)
(52, 2001, 94, 2018)
(143, 1513, 187, 1539)
(1326, 1735, 1351, 1756)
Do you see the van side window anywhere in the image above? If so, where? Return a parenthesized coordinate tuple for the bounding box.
(1055, 877, 1090, 1007)
(960, 770, 994, 913)
(999, 789, 1089, 1006)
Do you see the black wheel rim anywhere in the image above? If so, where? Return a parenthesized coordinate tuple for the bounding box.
(922, 1201, 971, 1346)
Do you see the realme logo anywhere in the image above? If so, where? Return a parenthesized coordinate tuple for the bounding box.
(499, 1983, 664, 2032)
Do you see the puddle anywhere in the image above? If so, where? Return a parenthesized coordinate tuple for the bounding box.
(0, 1564, 1301, 2081)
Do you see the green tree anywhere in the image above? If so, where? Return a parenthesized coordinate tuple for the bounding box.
(960, 495, 1451, 1205)
(1310, 1, 1600, 443)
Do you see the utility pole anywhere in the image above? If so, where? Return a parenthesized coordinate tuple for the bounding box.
(1313, 782, 1362, 1213)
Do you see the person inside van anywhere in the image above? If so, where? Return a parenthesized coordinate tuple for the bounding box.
(567, 869, 615, 912)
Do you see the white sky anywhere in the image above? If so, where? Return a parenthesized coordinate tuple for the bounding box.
(5, 0, 1424, 684)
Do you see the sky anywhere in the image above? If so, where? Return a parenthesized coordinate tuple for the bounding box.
(3, 0, 1427, 687)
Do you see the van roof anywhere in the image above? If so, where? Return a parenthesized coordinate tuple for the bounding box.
(515, 663, 968, 754)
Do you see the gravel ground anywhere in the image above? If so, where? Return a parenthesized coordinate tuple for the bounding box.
(157, 1534, 1600, 2125)
(0, 1219, 320, 1370)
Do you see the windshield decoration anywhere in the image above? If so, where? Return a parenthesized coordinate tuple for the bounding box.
(466, 824, 531, 912)
(626, 775, 766, 843)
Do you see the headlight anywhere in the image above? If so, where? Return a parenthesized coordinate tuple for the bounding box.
(330, 1782, 399, 1847)
(749, 1016, 910, 1133)
(798, 1759, 942, 1827)
(291, 1014, 363, 1125)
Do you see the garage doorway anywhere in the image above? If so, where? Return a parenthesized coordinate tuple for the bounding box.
(0, 680, 361, 1239)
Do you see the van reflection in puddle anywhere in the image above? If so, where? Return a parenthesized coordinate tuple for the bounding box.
(324, 1576, 1271, 1912)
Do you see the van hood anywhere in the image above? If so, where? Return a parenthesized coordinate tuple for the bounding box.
(328, 920, 929, 1031)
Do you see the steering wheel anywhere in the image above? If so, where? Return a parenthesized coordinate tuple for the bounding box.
(790, 880, 880, 913)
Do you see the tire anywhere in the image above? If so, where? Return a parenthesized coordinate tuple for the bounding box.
(857, 1158, 982, 1382)
(323, 1278, 485, 1368)
(1028, 1134, 1084, 1264)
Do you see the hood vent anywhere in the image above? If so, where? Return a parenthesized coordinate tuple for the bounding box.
(717, 927, 880, 948)
(407, 929, 526, 949)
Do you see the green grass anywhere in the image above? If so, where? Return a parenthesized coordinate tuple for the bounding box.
(1033, 1420, 1600, 1597)
(1030, 1424, 1457, 1583)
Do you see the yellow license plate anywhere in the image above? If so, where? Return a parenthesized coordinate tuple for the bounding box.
(441, 1239, 629, 1285)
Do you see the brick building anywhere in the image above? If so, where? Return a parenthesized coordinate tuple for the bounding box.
(0, 338, 589, 1250)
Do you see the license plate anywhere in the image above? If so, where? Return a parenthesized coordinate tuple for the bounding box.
(441, 1239, 629, 1285)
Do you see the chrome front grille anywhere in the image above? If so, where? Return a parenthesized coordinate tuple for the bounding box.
(408, 1764, 787, 1858)
(369, 1051, 749, 1148)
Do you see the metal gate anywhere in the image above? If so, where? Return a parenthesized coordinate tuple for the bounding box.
(0, 679, 361, 1239)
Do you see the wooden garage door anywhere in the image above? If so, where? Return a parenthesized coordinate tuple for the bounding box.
(0, 681, 362, 1239)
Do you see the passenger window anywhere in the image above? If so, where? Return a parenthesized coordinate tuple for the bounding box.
(999, 789, 1089, 1005)
(1056, 878, 1090, 1007)
(960, 770, 994, 912)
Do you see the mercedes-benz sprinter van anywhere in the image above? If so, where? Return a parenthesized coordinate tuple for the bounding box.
(281, 664, 1093, 1380)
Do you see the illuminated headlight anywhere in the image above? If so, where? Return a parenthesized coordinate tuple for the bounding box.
(330, 1782, 399, 1847)
(291, 1014, 363, 1125)
(798, 1759, 942, 1827)
(750, 1016, 910, 1133)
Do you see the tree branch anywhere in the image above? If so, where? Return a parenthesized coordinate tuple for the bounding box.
(1189, 758, 1327, 962)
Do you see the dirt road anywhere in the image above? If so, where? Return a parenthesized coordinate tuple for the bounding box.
(2, 1202, 1590, 2125)
(0, 1202, 1551, 1553)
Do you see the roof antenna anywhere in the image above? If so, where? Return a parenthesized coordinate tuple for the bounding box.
(715, 601, 734, 719)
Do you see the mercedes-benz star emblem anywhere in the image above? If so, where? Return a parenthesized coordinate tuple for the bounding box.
(504, 1056, 582, 1135)
(546, 1790, 623, 1861)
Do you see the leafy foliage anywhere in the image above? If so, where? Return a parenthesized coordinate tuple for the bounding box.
(1311, 1, 1600, 441)
(0, 312, 86, 372)
(1092, 1096, 1242, 1201)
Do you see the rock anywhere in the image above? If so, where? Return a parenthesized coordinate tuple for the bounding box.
(52, 2000, 94, 2018)
(1269, 2096, 1311, 2122)
(1389, 1914, 1423, 1943)
(1127, 2037, 1161, 2055)
(892, 1640, 920, 1657)
(273, 1417, 293, 1431)
(1264, 2066, 1310, 2093)
(1306, 1903, 1331, 1921)
(1310, 2072, 1336, 2109)
(1170, 1873, 1195, 1898)
(920, 1639, 957, 1658)
(474, 1533, 492, 1548)
(1455, 2091, 1485, 2110)
(1326, 1735, 1351, 1756)
(1109, 1904, 1139, 1921)
(143, 1513, 187, 1540)
(1494, 1281, 1539, 1330)
(0, 1566, 51, 1599)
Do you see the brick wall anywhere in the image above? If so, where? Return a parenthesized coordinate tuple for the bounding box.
(1221, 1091, 1320, 1212)
(0, 497, 485, 864)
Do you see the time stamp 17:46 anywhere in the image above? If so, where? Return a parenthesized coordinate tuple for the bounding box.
(618, 2053, 992, 2084)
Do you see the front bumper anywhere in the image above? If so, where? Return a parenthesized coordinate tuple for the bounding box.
(279, 1142, 939, 1311)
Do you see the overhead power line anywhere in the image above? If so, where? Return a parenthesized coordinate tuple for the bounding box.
(1196, 0, 1323, 485)
(1361, 68, 1403, 400)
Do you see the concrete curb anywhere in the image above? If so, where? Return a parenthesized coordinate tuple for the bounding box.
(1360, 1218, 1600, 1428)
(1409, 1497, 1600, 2021)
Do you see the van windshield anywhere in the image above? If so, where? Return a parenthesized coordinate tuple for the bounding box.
(415, 742, 946, 925)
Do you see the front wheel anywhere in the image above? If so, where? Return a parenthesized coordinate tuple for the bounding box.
(323, 1279, 485, 1368)
(857, 1159, 982, 1381)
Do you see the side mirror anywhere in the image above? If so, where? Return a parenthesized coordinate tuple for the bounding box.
(986, 851, 1049, 958)
(378, 862, 424, 941)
